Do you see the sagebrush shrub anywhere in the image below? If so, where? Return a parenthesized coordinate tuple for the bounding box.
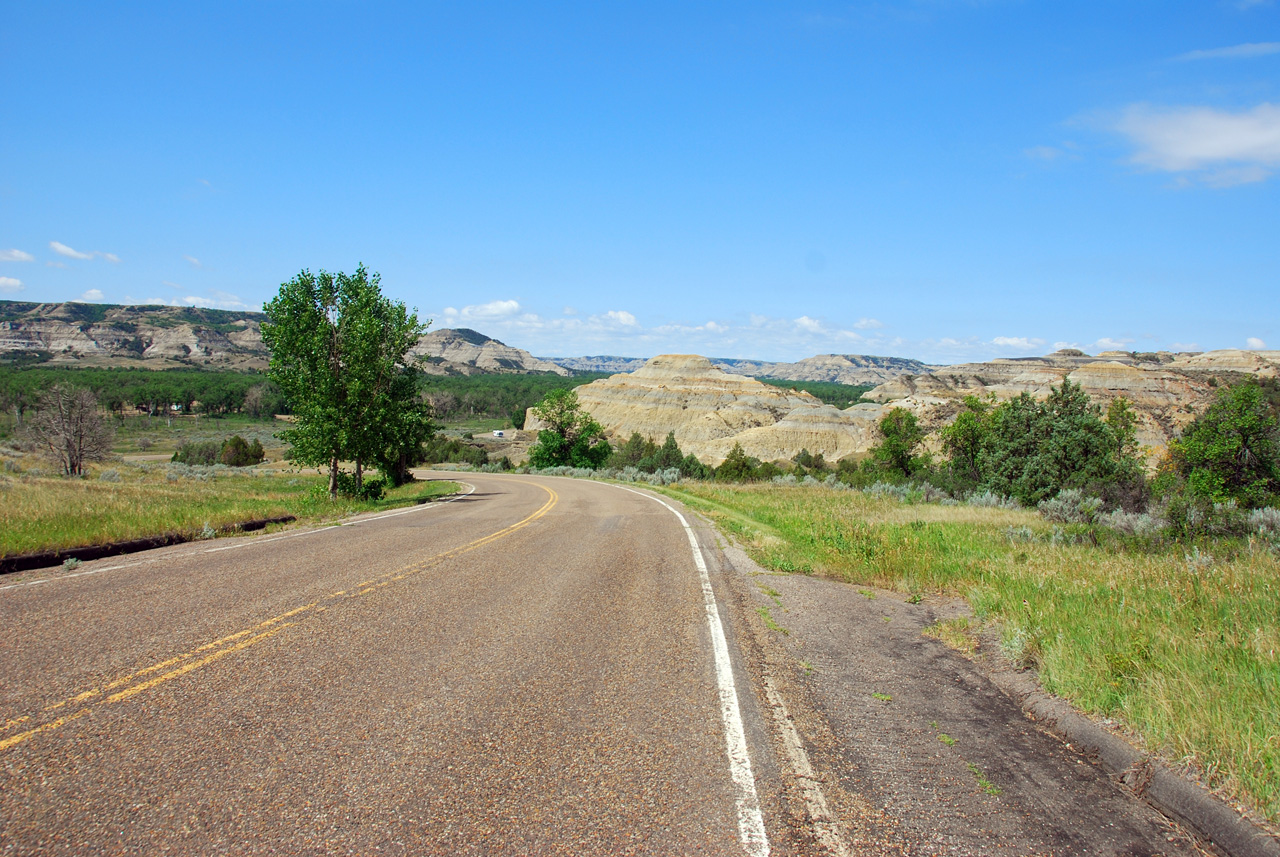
(1038, 488, 1102, 524)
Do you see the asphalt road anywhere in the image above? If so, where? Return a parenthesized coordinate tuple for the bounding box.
(0, 473, 780, 855)
(0, 472, 1223, 856)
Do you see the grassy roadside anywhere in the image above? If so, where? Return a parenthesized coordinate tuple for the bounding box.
(658, 481, 1280, 825)
(0, 456, 460, 558)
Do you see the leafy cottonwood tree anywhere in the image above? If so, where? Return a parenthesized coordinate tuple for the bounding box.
(262, 266, 432, 498)
(27, 385, 115, 476)
(872, 407, 925, 476)
(1170, 380, 1279, 508)
(527, 388, 611, 468)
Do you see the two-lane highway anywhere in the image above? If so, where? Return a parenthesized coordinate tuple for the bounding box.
(0, 473, 780, 855)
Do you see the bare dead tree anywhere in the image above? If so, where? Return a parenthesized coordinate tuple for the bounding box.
(27, 386, 115, 476)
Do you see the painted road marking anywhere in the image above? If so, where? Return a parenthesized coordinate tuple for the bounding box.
(0, 482, 477, 592)
(0, 481, 555, 753)
(612, 483, 770, 857)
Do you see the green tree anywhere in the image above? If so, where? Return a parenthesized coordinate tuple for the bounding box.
(978, 381, 1141, 506)
(940, 395, 990, 483)
(527, 388, 611, 469)
(262, 266, 432, 498)
(715, 442, 759, 482)
(872, 407, 924, 476)
(642, 431, 685, 472)
(1171, 381, 1279, 508)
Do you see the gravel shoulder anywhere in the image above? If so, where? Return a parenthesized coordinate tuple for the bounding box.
(702, 526, 1215, 857)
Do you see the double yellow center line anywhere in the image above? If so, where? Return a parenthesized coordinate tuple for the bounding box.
(0, 481, 557, 754)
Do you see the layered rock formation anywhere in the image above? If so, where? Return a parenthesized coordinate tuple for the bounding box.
(548, 352, 930, 385)
(0, 300, 569, 376)
(411, 328, 569, 376)
(561, 349, 1280, 468)
(0, 301, 266, 368)
(545, 355, 906, 465)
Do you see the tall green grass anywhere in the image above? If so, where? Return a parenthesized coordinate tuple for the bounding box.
(0, 457, 458, 557)
(664, 482, 1280, 824)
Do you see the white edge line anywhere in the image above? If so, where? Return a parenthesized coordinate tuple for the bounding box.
(0, 482, 477, 592)
(610, 482, 770, 857)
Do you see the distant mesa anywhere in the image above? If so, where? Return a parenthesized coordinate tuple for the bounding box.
(0, 300, 565, 376)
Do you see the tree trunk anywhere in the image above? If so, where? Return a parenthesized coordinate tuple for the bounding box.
(329, 456, 339, 500)
(355, 457, 363, 493)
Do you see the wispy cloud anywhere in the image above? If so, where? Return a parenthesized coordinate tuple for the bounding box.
(1115, 102, 1280, 185)
(0, 249, 34, 263)
(992, 336, 1045, 349)
(0, 276, 23, 293)
(1094, 337, 1135, 350)
(853, 318, 885, 330)
(50, 241, 122, 262)
(184, 255, 204, 268)
(50, 241, 93, 260)
(1176, 42, 1280, 61)
(142, 290, 254, 311)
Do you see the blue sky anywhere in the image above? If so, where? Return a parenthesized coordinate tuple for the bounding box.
(2, 1, 1277, 363)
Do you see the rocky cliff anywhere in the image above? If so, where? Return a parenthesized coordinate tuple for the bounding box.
(411, 328, 569, 376)
(0, 300, 568, 375)
(562, 349, 1280, 467)
(540, 354, 901, 465)
(549, 352, 930, 385)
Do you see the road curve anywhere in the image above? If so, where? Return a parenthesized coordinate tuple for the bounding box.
(0, 473, 783, 855)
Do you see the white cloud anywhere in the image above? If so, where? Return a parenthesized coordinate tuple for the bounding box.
(0, 249, 34, 262)
(563, 306, 577, 315)
(142, 291, 254, 311)
(1247, 337, 1267, 349)
(1171, 341, 1201, 351)
(853, 317, 885, 330)
(441, 299, 522, 324)
(45, 261, 67, 268)
(1052, 341, 1081, 350)
(605, 310, 637, 326)
(184, 255, 203, 268)
(1115, 102, 1280, 185)
(50, 241, 93, 260)
(1176, 42, 1280, 61)
(76, 289, 106, 302)
(1094, 337, 1135, 350)
(992, 336, 1045, 349)
(0, 276, 23, 293)
(794, 316, 824, 333)
(49, 241, 121, 262)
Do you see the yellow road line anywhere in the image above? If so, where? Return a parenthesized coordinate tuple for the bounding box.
(106, 625, 294, 704)
(2, 480, 557, 753)
(0, 709, 91, 753)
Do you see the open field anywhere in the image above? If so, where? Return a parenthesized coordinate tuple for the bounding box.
(660, 481, 1280, 825)
(0, 450, 459, 558)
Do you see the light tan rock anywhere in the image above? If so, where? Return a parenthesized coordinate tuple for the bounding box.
(553, 355, 820, 458)
(411, 328, 569, 376)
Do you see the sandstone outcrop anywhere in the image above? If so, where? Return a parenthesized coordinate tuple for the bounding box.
(0, 300, 569, 375)
(548, 352, 930, 385)
(563, 348, 1279, 468)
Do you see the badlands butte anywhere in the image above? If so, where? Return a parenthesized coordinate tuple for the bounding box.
(3, 299, 1278, 465)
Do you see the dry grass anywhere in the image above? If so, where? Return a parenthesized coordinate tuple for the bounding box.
(662, 481, 1280, 824)
(0, 452, 458, 557)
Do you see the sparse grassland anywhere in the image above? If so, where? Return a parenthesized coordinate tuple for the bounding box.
(660, 481, 1280, 823)
(0, 451, 459, 557)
